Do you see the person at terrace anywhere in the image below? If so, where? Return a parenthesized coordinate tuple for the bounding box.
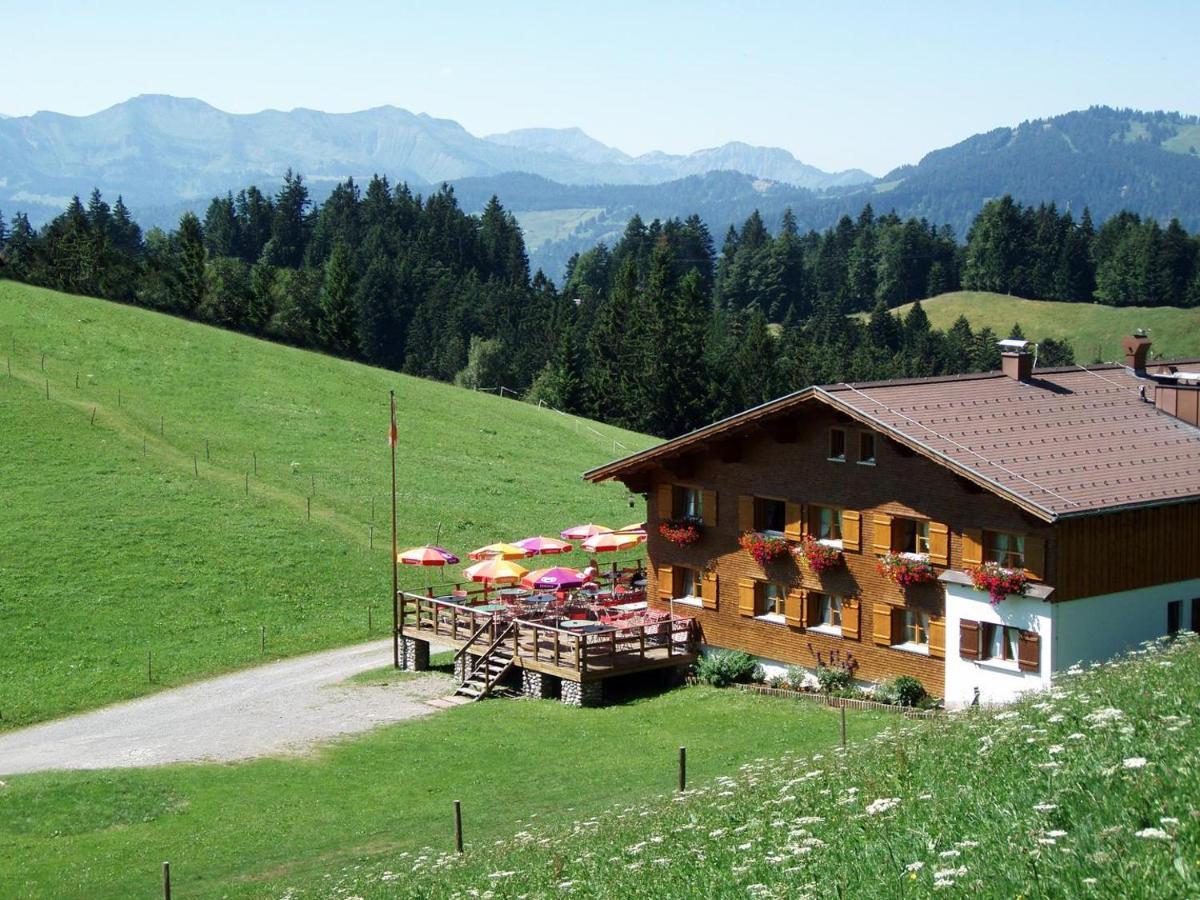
(582, 558, 600, 584)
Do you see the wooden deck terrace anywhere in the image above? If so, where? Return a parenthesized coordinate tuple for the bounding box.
(397, 592, 700, 683)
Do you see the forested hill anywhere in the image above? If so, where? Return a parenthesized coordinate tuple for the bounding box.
(850, 107, 1200, 237)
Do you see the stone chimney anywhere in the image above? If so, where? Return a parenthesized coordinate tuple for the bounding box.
(1122, 330, 1152, 370)
(998, 339, 1034, 381)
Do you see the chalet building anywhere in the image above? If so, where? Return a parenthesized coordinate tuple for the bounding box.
(585, 336, 1200, 706)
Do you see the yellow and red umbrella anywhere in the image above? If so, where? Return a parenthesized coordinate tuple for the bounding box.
(398, 545, 460, 566)
(468, 542, 534, 561)
(560, 523, 612, 541)
(582, 531, 642, 553)
(515, 535, 573, 555)
(616, 522, 648, 543)
(462, 558, 529, 584)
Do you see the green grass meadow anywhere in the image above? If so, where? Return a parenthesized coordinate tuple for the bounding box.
(332, 636, 1200, 899)
(0, 280, 656, 727)
(888, 291, 1200, 362)
(0, 687, 885, 899)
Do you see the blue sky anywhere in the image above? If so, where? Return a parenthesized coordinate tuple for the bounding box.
(5, 1, 1199, 174)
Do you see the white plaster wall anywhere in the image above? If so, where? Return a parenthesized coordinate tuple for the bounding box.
(944, 584, 1053, 708)
(1054, 578, 1200, 669)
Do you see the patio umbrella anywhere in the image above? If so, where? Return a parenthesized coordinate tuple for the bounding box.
(462, 558, 529, 584)
(582, 531, 642, 553)
(515, 535, 573, 555)
(521, 566, 587, 591)
(560, 523, 613, 541)
(616, 522, 648, 542)
(397, 545, 460, 566)
(468, 542, 534, 561)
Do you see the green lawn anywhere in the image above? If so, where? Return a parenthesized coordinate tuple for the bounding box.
(511, 207, 604, 250)
(0, 686, 885, 899)
(888, 291, 1200, 362)
(0, 280, 656, 728)
(331, 635, 1200, 899)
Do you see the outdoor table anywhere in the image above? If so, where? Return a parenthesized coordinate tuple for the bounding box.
(474, 603, 508, 613)
(632, 579, 648, 588)
(612, 601, 648, 612)
(559, 622, 614, 635)
(497, 588, 528, 599)
(523, 594, 554, 604)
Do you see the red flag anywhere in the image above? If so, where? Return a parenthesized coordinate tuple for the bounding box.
(388, 396, 398, 447)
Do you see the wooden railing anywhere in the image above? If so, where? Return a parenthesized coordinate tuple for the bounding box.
(399, 592, 698, 677)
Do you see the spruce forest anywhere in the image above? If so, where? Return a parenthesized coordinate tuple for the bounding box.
(2, 174, 1198, 438)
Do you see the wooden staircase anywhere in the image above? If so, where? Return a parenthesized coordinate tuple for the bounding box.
(427, 620, 517, 708)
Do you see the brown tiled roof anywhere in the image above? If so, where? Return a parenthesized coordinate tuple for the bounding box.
(584, 363, 1200, 522)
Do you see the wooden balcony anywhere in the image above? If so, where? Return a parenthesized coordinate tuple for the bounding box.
(398, 592, 700, 683)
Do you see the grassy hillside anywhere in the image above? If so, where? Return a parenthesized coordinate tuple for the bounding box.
(0, 686, 885, 899)
(891, 291, 1200, 362)
(323, 635, 1200, 899)
(0, 280, 656, 727)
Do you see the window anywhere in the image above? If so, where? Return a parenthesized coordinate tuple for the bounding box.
(755, 497, 787, 535)
(901, 609, 929, 647)
(984, 531, 1025, 568)
(757, 582, 787, 618)
(809, 505, 843, 542)
(829, 428, 846, 462)
(1168, 600, 1182, 636)
(820, 593, 843, 628)
(674, 485, 703, 521)
(674, 567, 704, 601)
(892, 517, 931, 555)
(982, 623, 1022, 662)
(859, 431, 876, 465)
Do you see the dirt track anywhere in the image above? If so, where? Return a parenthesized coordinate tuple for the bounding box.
(0, 639, 454, 775)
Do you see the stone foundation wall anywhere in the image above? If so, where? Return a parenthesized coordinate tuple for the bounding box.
(522, 670, 557, 699)
(400, 637, 430, 671)
(560, 679, 603, 707)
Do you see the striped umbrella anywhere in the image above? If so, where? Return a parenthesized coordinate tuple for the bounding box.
(616, 522, 648, 543)
(397, 545, 460, 566)
(560, 523, 613, 541)
(582, 531, 642, 553)
(468, 542, 534, 561)
(515, 535, 574, 555)
(521, 566, 587, 590)
(462, 558, 529, 584)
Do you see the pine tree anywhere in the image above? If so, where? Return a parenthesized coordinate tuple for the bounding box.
(175, 212, 208, 315)
(316, 241, 359, 355)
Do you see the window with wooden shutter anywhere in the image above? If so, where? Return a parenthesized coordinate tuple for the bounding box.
(804, 591, 822, 628)
(737, 578, 756, 617)
(872, 513, 893, 555)
(841, 510, 861, 552)
(928, 616, 946, 659)
(962, 528, 983, 566)
(784, 586, 804, 628)
(784, 502, 805, 541)
(928, 521, 949, 566)
(959, 619, 980, 660)
(841, 598, 861, 640)
(657, 483, 674, 521)
(1017, 630, 1040, 672)
(738, 495, 755, 532)
(1023, 535, 1045, 581)
(700, 570, 719, 609)
(702, 489, 718, 527)
(657, 565, 673, 603)
(871, 602, 894, 646)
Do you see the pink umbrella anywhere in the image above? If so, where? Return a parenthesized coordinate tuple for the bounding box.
(516, 535, 574, 555)
(560, 523, 613, 541)
(398, 545, 460, 566)
(521, 566, 587, 590)
(583, 531, 642, 553)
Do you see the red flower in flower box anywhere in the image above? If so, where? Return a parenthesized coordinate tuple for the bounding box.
(799, 534, 845, 573)
(966, 562, 1029, 605)
(877, 552, 937, 587)
(658, 517, 703, 547)
(738, 531, 791, 566)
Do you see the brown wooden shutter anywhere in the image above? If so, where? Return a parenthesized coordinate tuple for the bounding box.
(1023, 535, 1045, 581)
(657, 565, 674, 603)
(959, 619, 980, 660)
(841, 598, 860, 640)
(1017, 630, 1040, 672)
(928, 521, 949, 566)
(871, 602, 894, 646)
(657, 483, 674, 521)
(841, 510, 861, 552)
(928, 616, 945, 659)
(784, 586, 804, 628)
(701, 489, 718, 527)
(700, 570, 719, 610)
(962, 528, 983, 566)
(737, 578, 756, 617)
(805, 591, 822, 628)
(784, 502, 804, 541)
(738, 495, 755, 532)
(872, 513, 893, 554)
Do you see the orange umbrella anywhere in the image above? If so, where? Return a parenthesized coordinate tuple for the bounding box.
(617, 522, 648, 543)
(582, 531, 642, 553)
(468, 542, 534, 561)
(560, 523, 612, 541)
(515, 535, 573, 555)
(398, 545, 460, 565)
(462, 558, 529, 584)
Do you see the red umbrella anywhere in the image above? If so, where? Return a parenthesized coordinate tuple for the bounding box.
(560, 523, 613, 541)
(515, 536, 574, 555)
(521, 566, 587, 590)
(398, 545, 460, 566)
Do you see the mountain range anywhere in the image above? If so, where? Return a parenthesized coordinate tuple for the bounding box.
(2, 98, 1199, 280)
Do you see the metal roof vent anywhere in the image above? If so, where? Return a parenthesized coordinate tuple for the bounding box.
(998, 339, 1036, 382)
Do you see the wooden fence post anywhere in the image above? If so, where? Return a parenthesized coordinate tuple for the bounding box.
(453, 799, 464, 853)
(678, 746, 686, 792)
(840, 705, 847, 749)
(162, 861, 171, 900)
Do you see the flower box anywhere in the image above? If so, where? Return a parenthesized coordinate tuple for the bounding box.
(738, 531, 791, 566)
(798, 535, 846, 573)
(966, 562, 1029, 604)
(877, 552, 937, 587)
(658, 517, 703, 547)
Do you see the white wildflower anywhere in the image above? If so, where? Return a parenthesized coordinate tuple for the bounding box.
(956, 840, 979, 848)
(938, 849, 961, 859)
(1038, 838, 1057, 845)
(1085, 707, 1125, 725)
(1033, 803, 1057, 812)
(488, 871, 516, 879)
(1046, 830, 1067, 838)
(1067, 732, 1086, 741)
(1122, 757, 1148, 770)
(866, 797, 901, 816)
(1048, 745, 1065, 755)
(1134, 828, 1171, 841)
(934, 866, 968, 878)
(1161, 817, 1180, 827)
(905, 861, 925, 872)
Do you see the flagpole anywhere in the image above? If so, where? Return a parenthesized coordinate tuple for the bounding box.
(390, 389, 400, 669)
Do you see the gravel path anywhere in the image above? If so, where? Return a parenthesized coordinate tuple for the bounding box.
(0, 639, 454, 775)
